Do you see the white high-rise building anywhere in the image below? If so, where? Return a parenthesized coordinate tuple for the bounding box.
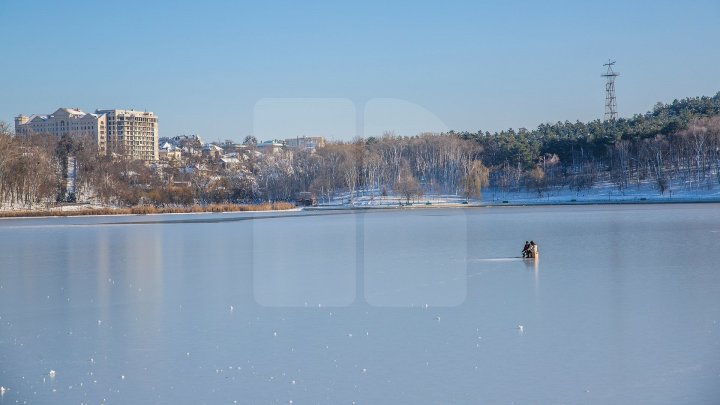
(15, 107, 159, 161)
(96, 109, 158, 161)
(15, 108, 108, 154)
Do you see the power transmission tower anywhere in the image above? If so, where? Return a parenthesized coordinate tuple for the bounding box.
(602, 60, 620, 120)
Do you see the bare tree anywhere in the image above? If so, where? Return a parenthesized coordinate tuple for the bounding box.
(462, 160, 489, 200)
(363, 151, 382, 200)
(341, 151, 359, 204)
(394, 162, 423, 204)
(527, 166, 546, 196)
(639, 135, 670, 195)
(609, 140, 631, 192)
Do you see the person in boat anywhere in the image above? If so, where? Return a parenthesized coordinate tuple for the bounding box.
(521, 241, 531, 258)
(529, 240, 538, 258)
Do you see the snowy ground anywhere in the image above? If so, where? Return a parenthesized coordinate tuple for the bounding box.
(314, 179, 720, 209)
(479, 180, 720, 205)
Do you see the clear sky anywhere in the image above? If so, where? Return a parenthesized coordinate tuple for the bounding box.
(1, 0, 718, 141)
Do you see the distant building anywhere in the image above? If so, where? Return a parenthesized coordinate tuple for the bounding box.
(97, 109, 159, 161)
(170, 134, 202, 147)
(220, 156, 241, 169)
(15, 108, 108, 154)
(257, 140, 285, 154)
(159, 142, 181, 161)
(203, 144, 224, 159)
(15, 107, 159, 161)
(160, 134, 202, 157)
(284, 136, 325, 151)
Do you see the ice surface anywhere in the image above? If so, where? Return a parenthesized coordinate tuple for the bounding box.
(0, 206, 719, 403)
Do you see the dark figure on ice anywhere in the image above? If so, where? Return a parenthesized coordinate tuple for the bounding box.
(529, 241, 538, 258)
(523, 240, 539, 258)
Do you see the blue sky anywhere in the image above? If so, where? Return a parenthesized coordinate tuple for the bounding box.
(1, 0, 718, 141)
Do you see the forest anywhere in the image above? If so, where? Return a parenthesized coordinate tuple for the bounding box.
(1, 92, 719, 209)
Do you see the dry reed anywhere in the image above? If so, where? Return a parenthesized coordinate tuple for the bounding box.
(0, 202, 296, 218)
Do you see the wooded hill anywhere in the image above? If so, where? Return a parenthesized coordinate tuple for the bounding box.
(1, 92, 719, 209)
(454, 92, 720, 196)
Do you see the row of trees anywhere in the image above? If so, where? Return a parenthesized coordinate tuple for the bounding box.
(1, 93, 719, 208)
(291, 135, 486, 203)
(0, 122, 59, 208)
(462, 93, 720, 169)
(246, 94, 720, 201)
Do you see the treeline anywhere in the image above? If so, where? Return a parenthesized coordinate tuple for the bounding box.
(252, 93, 720, 201)
(0, 123, 59, 208)
(456, 93, 720, 195)
(461, 93, 720, 168)
(1, 93, 719, 209)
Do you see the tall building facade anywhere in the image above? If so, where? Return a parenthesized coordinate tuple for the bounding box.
(96, 109, 158, 161)
(15, 107, 159, 161)
(15, 108, 108, 154)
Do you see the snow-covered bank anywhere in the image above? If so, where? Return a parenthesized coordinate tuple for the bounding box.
(480, 178, 720, 205)
(307, 197, 720, 211)
(311, 181, 720, 210)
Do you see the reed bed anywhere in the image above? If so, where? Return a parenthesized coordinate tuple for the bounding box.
(0, 202, 296, 218)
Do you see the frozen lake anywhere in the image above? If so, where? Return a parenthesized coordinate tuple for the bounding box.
(1, 204, 719, 404)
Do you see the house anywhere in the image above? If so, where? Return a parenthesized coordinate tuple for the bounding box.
(256, 140, 284, 154)
(159, 142, 182, 161)
(202, 144, 224, 159)
(284, 136, 325, 151)
(220, 156, 241, 169)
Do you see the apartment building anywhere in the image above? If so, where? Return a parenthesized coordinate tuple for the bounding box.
(96, 109, 159, 161)
(284, 136, 325, 151)
(15, 107, 159, 161)
(15, 108, 108, 154)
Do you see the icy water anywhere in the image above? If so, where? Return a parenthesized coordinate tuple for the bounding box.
(1, 205, 719, 404)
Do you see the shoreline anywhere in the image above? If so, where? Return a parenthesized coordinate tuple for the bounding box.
(2, 197, 719, 220)
(0, 202, 298, 220)
(306, 196, 720, 211)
